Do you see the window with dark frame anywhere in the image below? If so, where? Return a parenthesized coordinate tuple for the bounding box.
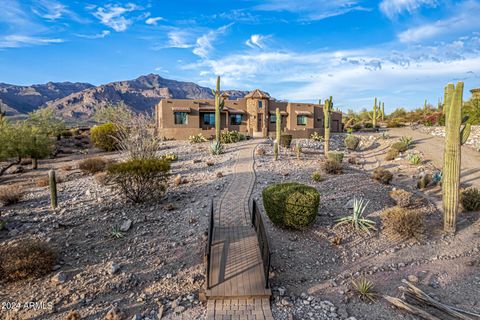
(202, 113, 215, 125)
(297, 115, 307, 125)
(258, 100, 263, 108)
(174, 112, 188, 125)
(230, 114, 243, 125)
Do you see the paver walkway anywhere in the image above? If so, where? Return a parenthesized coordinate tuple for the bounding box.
(206, 140, 273, 320)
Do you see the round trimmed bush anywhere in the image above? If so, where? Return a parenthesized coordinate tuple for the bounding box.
(262, 183, 320, 229)
(344, 135, 360, 150)
(90, 123, 119, 151)
(327, 151, 344, 163)
(391, 141, 408, 152)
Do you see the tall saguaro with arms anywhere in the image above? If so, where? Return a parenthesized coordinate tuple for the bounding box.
(323, 97, 333, 156)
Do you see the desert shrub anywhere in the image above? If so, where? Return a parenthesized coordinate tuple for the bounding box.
(90, 123, 119, 151)
(36, 174, 62, 187)
(327, 151, 344, 163)
(364, 122, 373, 128)
(391, 141, 408, 152)
(94, 172, 108, 185)
(79, 157, 108, 174)
(417, 174, 431, 189)
(399, 136, 414, 148)
(381, 132, 390, 139)
(0, 240, 56, 282)
(372, 167, 393, 184)
(188, 133, 208, 143)
(381, 206, 424, 239)
(310, 132, 323, 141)
(262, 183, 320, 229)
(385, 148, 399, 161)
(280, 134, 292, 148)
(311, 171, 322, 182)
(408, 154, 422, 165)
(386, 120, 403, 128)
(344, 135, 360, 150)
(106, 158, 170, 203)
(160, 153, 178, 162)
(0, 185, 23, 206)
(352, 123, 362, 131)
(323, 159, 343, 174)
(389, 189, 413, 208)
(348, 156, 359, 165)
(460, 187, 480, 211)
(221, 130, 245, 144)
(256, 147, 266, 156)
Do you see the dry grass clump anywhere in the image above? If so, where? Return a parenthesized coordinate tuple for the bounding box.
(78, 157, 108, 174)
(381, 206, 424, 239)
(372, 167, 393, 184)
(0, 240, 57, 282)
(460, 187, 480, 211)
(94, 172, 108, 185)
(0, 184, 24, 206)
(322, 159, 343, 174)
(256, 147, 266, 156)
(35, 174, 63, 187)
(389, 189, 413, 208)
(385, 148, 399, 161)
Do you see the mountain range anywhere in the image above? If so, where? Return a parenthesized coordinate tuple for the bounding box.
(0, 74, 248, 119)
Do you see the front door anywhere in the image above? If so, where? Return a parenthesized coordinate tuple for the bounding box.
(257, 117, 262, 132)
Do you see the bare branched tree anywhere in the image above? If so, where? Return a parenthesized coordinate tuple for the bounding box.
(113, 112, 160, 160)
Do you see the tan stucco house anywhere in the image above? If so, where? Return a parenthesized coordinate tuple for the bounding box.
(155, 89, 342, 139)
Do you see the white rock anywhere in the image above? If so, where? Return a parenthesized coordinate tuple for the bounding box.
(120, 219, 132, 232)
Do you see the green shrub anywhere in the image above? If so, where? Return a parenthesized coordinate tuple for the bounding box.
(385, 148, 399, 161)
(327, 151, 344, 163)
(417, 174, 431, 189)
(262, 183, 320, 229)
(106, 158, 170, 203)
(323, 159, 343, 174)
(311, 171, 322, 182)
(399, 136, 413, 148)
(160, 153, 178, 161)
(372, 167, 393, 184)
(90, 123, 119, 151)
(221, 131, 245, 144)
(344, 135, 360, 150)
(280, 134, 293, 148)
(386, 120, 403, 128)
(0, 240, 56, 282)
(352, 123, 362, 131)
(79, 157, 108, 174)
(460, 187, 480, 211)
(391, 141, 408, 152)
(409, 154, 422, 165)
(189, 133, 208, 143)
(310, 132, 323, 142)
(364, 122, 373, 128)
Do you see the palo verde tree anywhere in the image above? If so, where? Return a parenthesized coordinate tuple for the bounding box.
(27, 108, 65, 139)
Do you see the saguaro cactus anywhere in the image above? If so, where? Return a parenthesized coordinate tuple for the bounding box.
(323, 97, 332, 156)
(370, 98, 379, 128)
(49, 169, 58, 209)
(381, 102, 385, 122)
(424, 99, 428, 112)
(443, 82, 471, 233)
(274, 108, 280, 160)
(211, 76, 225, 144)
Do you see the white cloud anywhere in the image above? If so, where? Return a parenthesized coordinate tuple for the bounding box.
(32, 0, 69, 20)
(246, 34, 268, 49)
(379, 0, 437, 19)
(0, 35, 64, 48)
(145, 17, 164, 25)
(254, 0, 368, 21)
(397, 0, 480, 42)
(76, 30, 111, 39)
(92, 3, 141, 32)
(192, 23, 233, 58)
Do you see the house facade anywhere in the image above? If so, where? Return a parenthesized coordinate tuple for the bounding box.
(155, 89, 342, 140)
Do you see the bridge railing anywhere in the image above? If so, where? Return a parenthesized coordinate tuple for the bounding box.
(251, 199, 271, 289)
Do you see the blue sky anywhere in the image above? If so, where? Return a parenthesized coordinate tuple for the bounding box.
(0, 0, 479, 111)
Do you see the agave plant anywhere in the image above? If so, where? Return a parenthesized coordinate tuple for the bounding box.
(408, 154, 422, 165)
(335, 197, 376, 234)
(111, 226, 125, 239)
(381, 132, 390, 139)
(399, 136, 414, 148)
(432, 170, 442, 185)
(352, 278, 376, 302)
(210, 140, 224, 155)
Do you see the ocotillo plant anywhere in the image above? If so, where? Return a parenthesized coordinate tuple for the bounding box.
(211, 76, 225, 144)
(323, 97, 333, 156)
(274, 108, 281, 160)
(49, 169, 58, 209)
(443, 82, 471, 233)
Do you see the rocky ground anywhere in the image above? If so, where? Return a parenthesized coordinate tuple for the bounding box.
(253, 133, 480, 320)
(0, 139, 242, 320)
(419, 124, 480, 151)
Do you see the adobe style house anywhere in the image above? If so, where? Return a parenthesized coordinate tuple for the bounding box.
(155, 89, 342, 139)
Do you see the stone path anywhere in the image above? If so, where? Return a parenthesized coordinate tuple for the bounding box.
(206, 140, 273, 320)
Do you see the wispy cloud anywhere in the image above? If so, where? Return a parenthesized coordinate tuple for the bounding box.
(76, 30, 111, 39)
(0, 35, 64, 48)
(397, 0, 480, 42)
(31, 0, 69, 20)
(92, 3, 141, 32)
(254, 0, 368, 21)
(379, 0, 437, 19)
(192, 23, 233, 58)
(145, 17, 164, 25)
(246, 34, 268, 49)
